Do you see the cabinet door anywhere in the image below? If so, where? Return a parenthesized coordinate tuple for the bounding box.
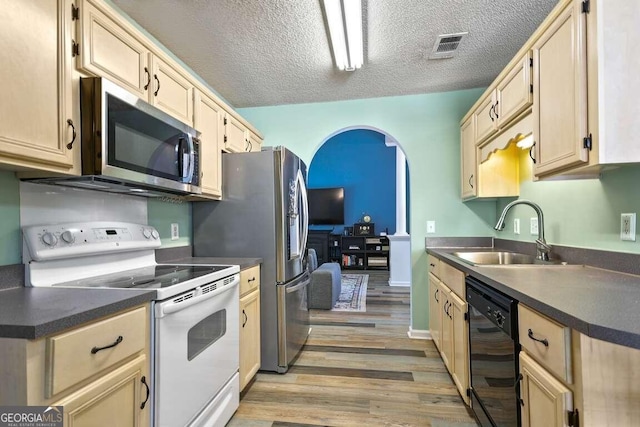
(460, 117, 476, 199)
(497, 51, 533, 126)
(150, 56, 194, 126)
(428, 273, 442, 351)
(239, 290, 261, 391)
(449, 291, 470, 405)
(78, 0, 150, 98)
(194, 90, 224, 198)
(474, 92, 498, 144)
(520, 351, 573, 427)
(248, 130, 263, 152)
(224, 114, 248, 153)
(0, 0, 75, 171)
(440, 286, 453, 372)
(532, 0, 588, 177)
(54, 355, 149, 427)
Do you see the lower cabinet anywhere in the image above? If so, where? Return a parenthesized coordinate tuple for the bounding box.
(53, 355, 149, 427)
(239, 265, 261, 391)
(519, 351, 573, 427)
(428, 260, 469, 406)
(0, 304, 150, 426)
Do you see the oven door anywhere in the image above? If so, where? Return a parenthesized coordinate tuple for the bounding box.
(154, 275, 239, 427)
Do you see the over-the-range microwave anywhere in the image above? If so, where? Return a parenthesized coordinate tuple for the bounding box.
(26, 77, 201, 197)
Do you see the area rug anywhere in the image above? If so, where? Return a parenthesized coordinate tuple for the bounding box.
(332, 274, 369, 312)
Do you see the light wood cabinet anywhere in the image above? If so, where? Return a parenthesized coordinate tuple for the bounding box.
(79, 0, 195, 126)
(519, 351, 573, 427)
(0, 0, 77, 173)
(532, 0, 588, 177)
(0, 304, 150, 427)
(428, 259, 469, 405)
(193, 90, 224, 199)
(428, 273, 442, 351)
(247, 130, 263, 153)
(53, 355, 148, 427)
(497, 51, 533, 127)
(224, 114, 249, 153)
(149, 55, 194, 126)
(239, 265, 261, 391)
(474, 93, 498, 145)
(460, 117, 476, 199)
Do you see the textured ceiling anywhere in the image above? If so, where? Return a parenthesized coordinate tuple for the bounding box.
(111, 0, 558, 108)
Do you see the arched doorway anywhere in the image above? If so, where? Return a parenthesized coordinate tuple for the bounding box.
(308, 126, 413, 320)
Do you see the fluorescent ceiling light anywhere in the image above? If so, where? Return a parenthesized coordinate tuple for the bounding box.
(322, 0, 363, 71)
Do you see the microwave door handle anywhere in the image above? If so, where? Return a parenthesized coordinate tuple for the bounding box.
(177, 137, 185, 179)
(186, 135, 195, 182)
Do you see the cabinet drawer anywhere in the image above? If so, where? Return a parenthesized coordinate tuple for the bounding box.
(46, 307, 147, 397)
(240, 265, 260, 297)
(427, 255, 440, 278)
(518, 304, 572, 383)
(439, 262, 465, 299)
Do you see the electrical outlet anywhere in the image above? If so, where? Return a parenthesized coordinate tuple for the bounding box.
(513, 218, 520, 235)
(426, 221, 436, 234)
(530, 217, 539, 235)
(621, 213, 636, 241)
(171, 223, 179, 241)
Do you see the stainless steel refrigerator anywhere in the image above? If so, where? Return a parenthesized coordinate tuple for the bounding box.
(193, 146, 310, 373)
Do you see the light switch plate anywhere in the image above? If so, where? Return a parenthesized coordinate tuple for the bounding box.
(426, 221, 436, 234)
(530, 217, 539, 235)
(171, 223, 179, 240)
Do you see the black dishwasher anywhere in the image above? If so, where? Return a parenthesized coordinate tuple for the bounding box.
(466, 276, 520, 427)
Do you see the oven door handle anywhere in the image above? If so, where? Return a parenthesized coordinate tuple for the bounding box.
(155, 274, 239, 317)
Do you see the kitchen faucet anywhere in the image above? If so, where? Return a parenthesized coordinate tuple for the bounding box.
(494, 200, 551, 261)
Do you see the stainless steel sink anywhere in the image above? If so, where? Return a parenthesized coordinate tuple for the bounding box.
(451, 251, 566, 266)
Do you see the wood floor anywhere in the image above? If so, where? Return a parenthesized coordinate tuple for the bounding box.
(228, 271, 479, 427)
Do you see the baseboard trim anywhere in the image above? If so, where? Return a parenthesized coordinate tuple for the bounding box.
(388, 280, 410, 287)
(407, 328, 432, 340)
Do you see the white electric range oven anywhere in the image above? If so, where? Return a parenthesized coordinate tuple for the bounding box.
(23, 221, 240, 427)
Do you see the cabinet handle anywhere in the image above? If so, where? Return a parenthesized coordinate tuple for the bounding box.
(154, 74, 160, 96)
(469, 174, 474, 189)
(444, 300, 450, 316)
(242, 309, 248, 327)
(527, 328, 549, 347)
(494, 100, 499, 119)
(529, 142, 537, 164)
(90, 335, 123, 354)
(248, 277, 256, 282)
(66, 119, 76, 150)
(434, 288, 439, 303)
(140, 376, 150, 410)
(143, 67, 151, 90)
(429, 263, 435, 268)
(489, 104, 495, 121)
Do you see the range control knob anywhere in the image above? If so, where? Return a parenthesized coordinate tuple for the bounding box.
(151, 230, 160, 240)
(494, 311, 506, 327)
(61, 230, 75, 244)
(42, 232, 58, 247)
(142, 229, 152, 239)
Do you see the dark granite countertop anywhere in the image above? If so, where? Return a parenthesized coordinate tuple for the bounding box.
(161, 257, 262, 270)
(0, 288, 155, 340)
(427, 248, 640, 350)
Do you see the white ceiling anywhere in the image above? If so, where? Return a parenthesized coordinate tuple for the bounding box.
(111, 0, 558, 108)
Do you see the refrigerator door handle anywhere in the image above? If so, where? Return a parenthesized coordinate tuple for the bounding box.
(298, 170, 309, 257)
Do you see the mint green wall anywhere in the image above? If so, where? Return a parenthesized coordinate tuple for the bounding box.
(239, 89, 490, 331)
(0, 172, 21, 265)
(496, 151, 640, 254)
(147, 199, 192, 248)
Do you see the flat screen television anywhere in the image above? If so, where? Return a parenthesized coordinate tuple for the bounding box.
(308, 187, 345, 225)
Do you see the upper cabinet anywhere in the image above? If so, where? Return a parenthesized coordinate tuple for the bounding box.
(532, 0, 588, 176)
(460, 117, 476, 199)
(194, 90, 224, 199)
(247, 130, 263, 153)
(78, 0, 194, 126)
(0, 0, 78, 174)
(223, 116, 264, 153)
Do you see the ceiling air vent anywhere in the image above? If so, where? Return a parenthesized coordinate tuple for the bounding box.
(429, 32, 468, 59)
